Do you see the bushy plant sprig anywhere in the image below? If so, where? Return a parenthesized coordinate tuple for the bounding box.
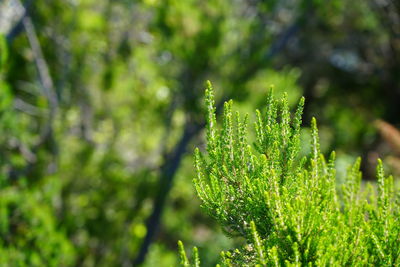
(179, 82, 400, 266)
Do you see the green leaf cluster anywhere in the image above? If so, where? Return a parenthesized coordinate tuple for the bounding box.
(180, 82, 400, 266)
(0, 179, 75, 266)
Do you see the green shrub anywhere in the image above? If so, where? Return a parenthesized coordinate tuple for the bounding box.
(179, 82, 400, 266)
(0, 178, 75, 266)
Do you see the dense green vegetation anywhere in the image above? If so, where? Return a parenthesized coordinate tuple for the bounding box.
(0, 0, 400, 266)
(179, 84, 400, 266)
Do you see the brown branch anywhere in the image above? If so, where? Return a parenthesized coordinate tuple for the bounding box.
(374, 119, 400, 155)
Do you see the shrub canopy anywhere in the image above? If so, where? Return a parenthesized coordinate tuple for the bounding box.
(179, 82, 400, 266)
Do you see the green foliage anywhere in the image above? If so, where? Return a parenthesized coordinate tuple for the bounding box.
(2, 0, 400, 265)
(180, 83, 400, 266)
(0, 34, 7, 68)
(0, 39, 74, 267)
(0, 178, 75, 266)
(178, 240, 200, 267)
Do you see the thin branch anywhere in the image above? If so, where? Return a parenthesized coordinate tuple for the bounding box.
(22, 15, 58, 117)
(13, 98, 43, 116)
(133, 119, 204, 266)
(8, 1, 59, 179)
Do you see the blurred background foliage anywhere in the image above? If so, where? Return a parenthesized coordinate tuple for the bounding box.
(0, 0, 399, 266)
